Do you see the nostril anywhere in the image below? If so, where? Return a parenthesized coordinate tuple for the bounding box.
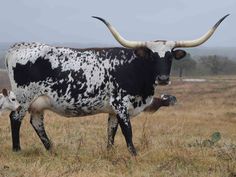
(157, 75, 170, 86)
(158, 75, 169, 82)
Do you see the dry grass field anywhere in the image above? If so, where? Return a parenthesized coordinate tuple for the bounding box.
(0, 75, 236, 177)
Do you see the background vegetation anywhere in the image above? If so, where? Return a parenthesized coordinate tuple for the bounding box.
(172, 54, 236, 76)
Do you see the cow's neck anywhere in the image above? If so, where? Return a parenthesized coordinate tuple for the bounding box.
(107, 49, 157, 100)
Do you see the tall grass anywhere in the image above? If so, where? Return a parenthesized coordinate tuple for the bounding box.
(0, 76, 236, 176)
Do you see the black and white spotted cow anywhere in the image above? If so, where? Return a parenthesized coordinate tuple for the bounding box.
(5, 15, 228, 155)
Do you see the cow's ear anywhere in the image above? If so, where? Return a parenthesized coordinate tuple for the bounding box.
(135, 47, 152, 59)
(172, 49, 186, 60)
(2, 88, 8, 97)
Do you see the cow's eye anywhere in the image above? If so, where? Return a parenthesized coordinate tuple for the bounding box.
(11, 98, 16, 101)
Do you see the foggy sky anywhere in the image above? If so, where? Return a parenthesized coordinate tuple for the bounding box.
(0, 0, 235, 47)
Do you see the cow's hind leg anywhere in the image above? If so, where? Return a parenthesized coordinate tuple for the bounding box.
(10, 107, 27, 151)
(107, 114, 118, 149)
(30, 113, 52, 150)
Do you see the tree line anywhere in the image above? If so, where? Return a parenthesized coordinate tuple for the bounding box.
(172, 54, 236, 76)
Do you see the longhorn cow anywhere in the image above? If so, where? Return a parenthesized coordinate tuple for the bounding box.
(6, 15, 229, 155)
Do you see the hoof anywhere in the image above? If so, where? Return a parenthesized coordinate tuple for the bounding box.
(12, 146, 21, 152)
(44, 141, 52, 151)
(128, 146, 137, 156)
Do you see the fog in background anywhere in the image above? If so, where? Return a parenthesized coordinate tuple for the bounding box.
(0, 0, 235, 76)
(0, 0, 235, 47)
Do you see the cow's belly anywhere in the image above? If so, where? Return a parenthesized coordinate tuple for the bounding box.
(49, 93, 153, 118)
(29, 92, 114, 117)
(51, 99, 113, 117)
(29, 92, 153, 118)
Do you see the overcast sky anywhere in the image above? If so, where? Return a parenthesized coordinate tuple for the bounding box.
(0, 0, 235, 47)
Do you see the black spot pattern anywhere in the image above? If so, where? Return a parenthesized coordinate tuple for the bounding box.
(8, 43, 174, 117)
(13, 57, 88, 100)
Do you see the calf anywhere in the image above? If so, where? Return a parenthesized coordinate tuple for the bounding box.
(0, 88, 20, 114)
(144, 94, 177, 113)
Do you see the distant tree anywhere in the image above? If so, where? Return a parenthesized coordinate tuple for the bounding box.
(172, 53, 197, 77)
(199, 55, 236, 75)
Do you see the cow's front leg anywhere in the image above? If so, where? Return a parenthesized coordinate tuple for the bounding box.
(10, 107, 27, 151)
(111, 97, 137, 155)
(30, 113, 52, 150)
(107, 114, 118, 149)
(117, 113, 137, 156)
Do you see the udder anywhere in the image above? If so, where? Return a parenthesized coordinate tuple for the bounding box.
(28, 95, 52, 114)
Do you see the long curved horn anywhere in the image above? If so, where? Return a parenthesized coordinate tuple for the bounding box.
(92, 16, 146, 48)
(175, 14, 229, 48)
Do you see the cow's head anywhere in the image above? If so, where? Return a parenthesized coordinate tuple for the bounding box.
(0, 88, 20, 112)
(160, 94, 177, 106)
(144, 94, 177, 112)
(93, 14, 229, 85)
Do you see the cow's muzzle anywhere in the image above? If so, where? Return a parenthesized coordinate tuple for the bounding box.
(157, 75, 170, 86)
